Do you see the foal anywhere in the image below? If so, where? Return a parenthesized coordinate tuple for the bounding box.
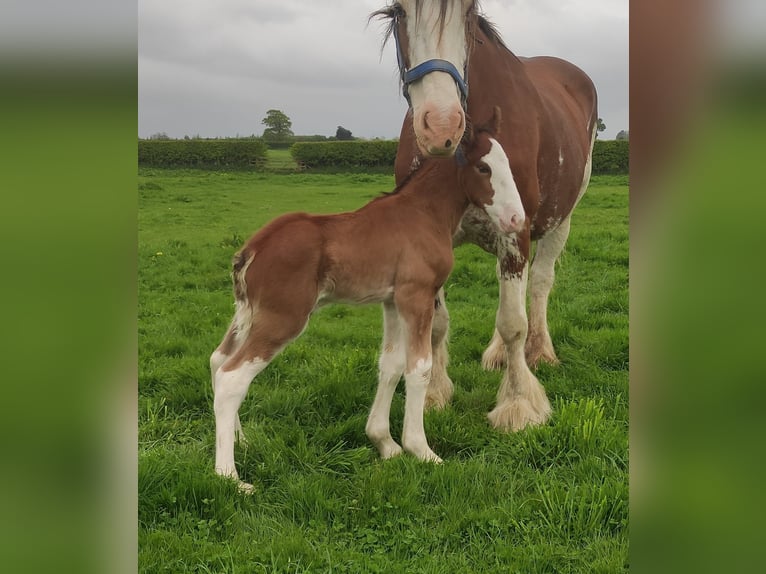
(210, 109, 524, 491)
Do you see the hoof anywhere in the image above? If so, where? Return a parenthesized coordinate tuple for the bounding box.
(487, 396, 552, 432)
(424, 374, 454, 410)
(482, 342, 506, 371)
(379, 442, 404, 460)
(410, 448, 443, 464)
(525, 335, 560, 369)
(237, 481, 255, 495)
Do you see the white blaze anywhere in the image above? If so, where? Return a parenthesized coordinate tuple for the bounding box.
(482, 138, 526, 234)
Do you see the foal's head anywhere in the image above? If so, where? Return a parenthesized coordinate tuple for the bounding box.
(459, 107, 526, 234)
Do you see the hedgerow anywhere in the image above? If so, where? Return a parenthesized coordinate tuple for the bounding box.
(592, 140, 629, 174)
(138, 139, 268, 169)
(290, 141, 398, 169)
(291, 139, 628, 174)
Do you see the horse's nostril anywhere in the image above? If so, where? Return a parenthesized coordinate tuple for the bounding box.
(445, 139, 452, 148)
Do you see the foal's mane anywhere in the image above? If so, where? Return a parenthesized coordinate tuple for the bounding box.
(373, 161, 427, 201)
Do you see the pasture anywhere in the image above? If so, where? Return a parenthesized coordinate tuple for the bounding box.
(138, 167, 628, 572)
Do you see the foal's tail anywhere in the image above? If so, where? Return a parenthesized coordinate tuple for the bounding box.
(232, 248, 255, 302)
(231, 248, 256, 344)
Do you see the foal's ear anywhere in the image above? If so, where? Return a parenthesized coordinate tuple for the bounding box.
(490, 105, 502, 137)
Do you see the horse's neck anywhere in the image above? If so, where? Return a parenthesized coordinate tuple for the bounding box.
(399, 161, 467, 235)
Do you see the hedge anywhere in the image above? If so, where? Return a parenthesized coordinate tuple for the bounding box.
(291, 139, 627, 174)
(592, 139, 629, 174)
(138, 139, 268, 169)
(290, 140, 399, 169)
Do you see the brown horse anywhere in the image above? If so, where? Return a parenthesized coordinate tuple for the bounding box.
(210, 111, 523, 491)
(372, 1, 598, 431)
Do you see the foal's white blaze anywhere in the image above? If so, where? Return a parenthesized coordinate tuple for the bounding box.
(401, 0, 472, 155)
(483, 138, 526, 234)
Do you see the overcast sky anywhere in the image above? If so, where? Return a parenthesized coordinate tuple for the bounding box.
(139, 0, 629, 140)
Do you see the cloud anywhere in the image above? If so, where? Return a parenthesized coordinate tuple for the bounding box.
(139, 0, 628, 139)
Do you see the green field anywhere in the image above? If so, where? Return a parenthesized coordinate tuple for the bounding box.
(265, 148, 300, 172)
(138, 168, 629, 572)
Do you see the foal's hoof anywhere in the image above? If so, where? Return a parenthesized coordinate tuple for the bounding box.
(421, 450, 443, 464)
(237, 481, 255, 495)
(379, 442, 404, 460)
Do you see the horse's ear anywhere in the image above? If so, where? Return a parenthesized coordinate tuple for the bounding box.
(490, 105, 502, 136)
(461, 114, 474, 146)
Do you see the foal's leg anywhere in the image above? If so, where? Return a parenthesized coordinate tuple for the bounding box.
(397, 287, 441, 463)
(425, 287, 454, 409)
(526, 216, 571, 368)
(366, 302, 406, 459)
(213, 309, 310, 492)
(210, 324, 245, 444)
(213, 353, 270, 493)
(488, 262, 552, 431)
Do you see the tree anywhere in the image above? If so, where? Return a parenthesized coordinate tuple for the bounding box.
(335, 126, 353, 140)
(616, 130, 629, 141)
(595, 118, 606, 139)
(261, 109, 294, 140)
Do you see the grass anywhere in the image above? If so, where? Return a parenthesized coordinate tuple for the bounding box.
(265, 148, 301, 172)
(138, 168, 628, 572)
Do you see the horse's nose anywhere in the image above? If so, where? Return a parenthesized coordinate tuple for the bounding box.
(417, 105, 464, 156)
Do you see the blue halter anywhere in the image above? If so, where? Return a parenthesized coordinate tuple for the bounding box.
(392, 14, 469, 110)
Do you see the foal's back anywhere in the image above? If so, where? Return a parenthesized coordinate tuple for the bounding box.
(238, 181, 453, 309)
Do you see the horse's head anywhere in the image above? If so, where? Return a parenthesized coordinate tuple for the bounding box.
(373, 1, 475, 157)
(459, 107, 526, 235)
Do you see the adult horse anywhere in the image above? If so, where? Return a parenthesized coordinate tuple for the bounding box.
(372, 0, 598, 430)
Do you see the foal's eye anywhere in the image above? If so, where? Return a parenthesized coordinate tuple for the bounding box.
(477, 164, 491, 175)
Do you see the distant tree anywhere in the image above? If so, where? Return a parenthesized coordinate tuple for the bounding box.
(335, 126, 354, 140)
(150, 131, 171, 140)
(595, 118, 606, 139)
(616, 130, 629, 141)
(261, 109, 294, 140)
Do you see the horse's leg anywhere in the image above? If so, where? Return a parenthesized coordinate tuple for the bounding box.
(526, 216, 571, 367)
(396, 286, 441, 463)
(425, 287, 454, 409)
(366, 302, 406, 459)
(488, 260, 552, 431)
(213, 308, 310, 493)
(210, 323, 246, 444)
(481, 328, 506, 371)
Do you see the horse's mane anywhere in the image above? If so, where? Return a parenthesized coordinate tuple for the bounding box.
(476, 14, 508, 50)
(368, 2, 507, 59)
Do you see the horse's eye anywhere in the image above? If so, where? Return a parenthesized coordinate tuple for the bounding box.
(394, 4, 407, 18)
(477, 164, 491, 175)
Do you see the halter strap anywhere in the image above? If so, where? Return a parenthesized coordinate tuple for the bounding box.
(393, 14, 469, 110)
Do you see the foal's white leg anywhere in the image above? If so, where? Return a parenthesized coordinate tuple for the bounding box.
(366, 303, 406, 459)
(488, 264, 552, 431)
(526, 216, 571, 367)
(402, 352, 441, 463)
(213, 358, 269, 490)
(425, 288, 454, 409)
(210, 347, 245, 444)
(394, 288, 441, 462)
